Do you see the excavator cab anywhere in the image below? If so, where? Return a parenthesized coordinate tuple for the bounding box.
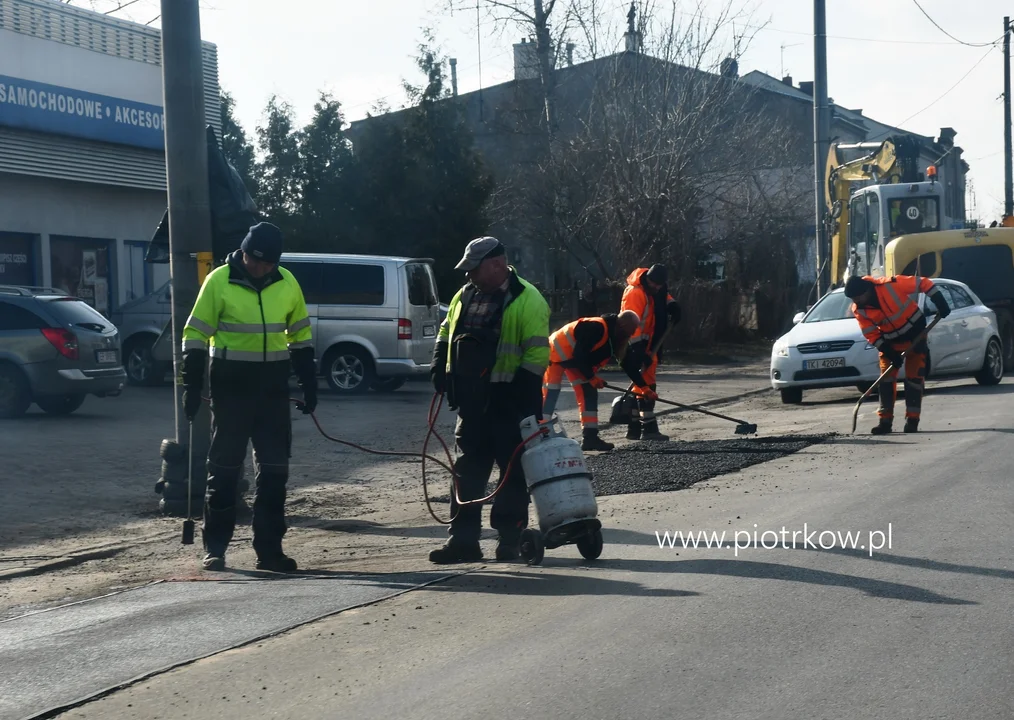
(844, 180, 945, 283)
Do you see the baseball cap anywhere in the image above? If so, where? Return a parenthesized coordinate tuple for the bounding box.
(454, 236, 505, 272)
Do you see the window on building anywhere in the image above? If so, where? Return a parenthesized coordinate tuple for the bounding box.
(124, 241, 153, 303)
(0, 232, 36, 287)
(50, 236, 113, 315)
(320, 264, 385, 305)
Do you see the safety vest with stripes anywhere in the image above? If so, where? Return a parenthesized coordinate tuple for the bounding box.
(851, 275, 936, 348)
(549, 317, 611, 374)
(621, 267, 674, 347)
(437, 267, 550, 383)
(182, 259, 313, 365)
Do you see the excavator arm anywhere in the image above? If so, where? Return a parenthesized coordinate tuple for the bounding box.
(824, 135, 923, 286)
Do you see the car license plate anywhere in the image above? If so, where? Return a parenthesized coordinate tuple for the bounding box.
(803, 357, 845, 370)
(423, 326, 436, 338)
(96, 350, 117, 364)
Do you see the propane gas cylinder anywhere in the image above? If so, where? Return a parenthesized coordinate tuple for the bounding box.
(519, 415, 599, 534)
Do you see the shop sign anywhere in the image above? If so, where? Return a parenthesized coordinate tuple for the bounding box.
(0, 74, 165, 150)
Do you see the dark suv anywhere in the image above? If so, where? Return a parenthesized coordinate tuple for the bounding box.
(0, 286, 127, 418)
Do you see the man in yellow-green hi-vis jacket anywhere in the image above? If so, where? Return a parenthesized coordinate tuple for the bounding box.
(181, 222, 315, 574)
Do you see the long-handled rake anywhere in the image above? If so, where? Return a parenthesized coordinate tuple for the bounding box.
(603, 382, 759, 435)
(850, 315, 941, 434)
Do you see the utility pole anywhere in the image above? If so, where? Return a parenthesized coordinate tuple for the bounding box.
(160, 0, 213, 493)
(1004, 16, 1012, 218)
(812, 0, 831, 296)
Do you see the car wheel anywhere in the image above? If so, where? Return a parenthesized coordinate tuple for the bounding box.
(125, 335, 166, 386)
(371, 377, 406, 393)
(0, 364, 31, 419)
(323, 345, 375, 394)
(975, 337, 1004, 386)
(34, 394, 86, 415)
(780, 388, 803, 404)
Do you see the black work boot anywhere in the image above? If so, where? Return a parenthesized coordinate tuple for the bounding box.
(871, 418, 893, 435)
(904, 418, 919, 433)
(202, 553, 225, 571)
(255, 551, 298, 573)
(495, 532, 521, 561)
(626, 420, 642, 440)
(582, 428, 615, 451)
(640, 420, 670, 441)
(428, 539, 484, 564)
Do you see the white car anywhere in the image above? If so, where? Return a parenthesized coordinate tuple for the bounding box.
(770, 278, 1004, 404)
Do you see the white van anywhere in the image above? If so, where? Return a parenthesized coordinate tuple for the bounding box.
(278, 253, 441, 394)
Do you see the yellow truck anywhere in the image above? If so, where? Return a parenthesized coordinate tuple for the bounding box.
(826, 136, 1014, 369)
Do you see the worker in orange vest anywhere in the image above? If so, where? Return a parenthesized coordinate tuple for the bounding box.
(620, 264, 681, 441)
(844, 274, 950, 434)
(542, 310, 656, 451)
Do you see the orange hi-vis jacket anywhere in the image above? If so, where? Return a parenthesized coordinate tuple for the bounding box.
(851, 275, 941, 349)
(621, 268, 674, 350)
(549, 317, 612, 378)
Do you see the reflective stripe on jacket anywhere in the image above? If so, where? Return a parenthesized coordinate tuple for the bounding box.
(850, 275, 936, 348)
(182, 256, 313, 363)
(548, 317, 611, 383)
(437, 267, 550, 382)
(620, 267, 674, 347)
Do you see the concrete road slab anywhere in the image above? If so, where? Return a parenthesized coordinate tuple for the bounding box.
(0, 571, 458, 720)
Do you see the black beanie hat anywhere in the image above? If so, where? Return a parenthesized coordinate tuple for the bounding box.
(646, 264, 668, 284)
(843, 275, 874, 299)
(241, 222, 283, 264)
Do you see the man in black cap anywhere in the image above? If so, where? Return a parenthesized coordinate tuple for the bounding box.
(181, 222, 317, 572)
(619, 263, 681, 440)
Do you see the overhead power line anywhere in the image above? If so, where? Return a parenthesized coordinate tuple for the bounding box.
(910, 0, 997, 47)
(869, 43, 998, 140)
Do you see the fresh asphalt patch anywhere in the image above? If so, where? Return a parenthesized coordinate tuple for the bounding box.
(586, 435, 833, 496)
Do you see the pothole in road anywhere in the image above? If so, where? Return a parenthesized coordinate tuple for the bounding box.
(586, 434, 834, 496)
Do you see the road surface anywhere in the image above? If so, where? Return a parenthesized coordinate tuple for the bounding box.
(37, 377, 1013, 719)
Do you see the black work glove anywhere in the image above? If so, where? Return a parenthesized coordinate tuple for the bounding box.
(430, 342, 448, 395)
(932, 292, 951, 319)
(290, 347, 319, 414)
(882, 346, 904, 369)
(181, 349, 206, 421)
(667, 299, 681, 324)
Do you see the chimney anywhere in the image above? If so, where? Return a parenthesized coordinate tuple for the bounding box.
(566, 42, 575, 67)
(720, 57, 739, 78)
(798, 81, 813, 96)
(624, 1, 642, 53)
(781, 75, 793, 87)
(449, 58, 458, 96)
(513, 38, 540, 80)
(938, 127, 957, 148)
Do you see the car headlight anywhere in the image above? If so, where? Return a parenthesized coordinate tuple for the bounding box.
(773, 340, 790, 358)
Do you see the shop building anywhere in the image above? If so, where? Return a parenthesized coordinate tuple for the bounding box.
(0, 0, 221, 314)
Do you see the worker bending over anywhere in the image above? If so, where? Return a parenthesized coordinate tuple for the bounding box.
(430, 237, 550, 564)
(542, 310, 657, 451)
(620, 263, 681, 441)
(844, 274, 950, 434)
(181, 222, 317, 572)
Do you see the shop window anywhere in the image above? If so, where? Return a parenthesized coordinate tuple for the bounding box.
(0, 232, 37, 287)
(50, 236, 113, 315)
(124, 241, 154, 303)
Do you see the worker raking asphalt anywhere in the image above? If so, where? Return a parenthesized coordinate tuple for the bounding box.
(584, 435, 833, 496)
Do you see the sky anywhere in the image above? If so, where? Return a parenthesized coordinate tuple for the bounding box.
(77, 0, 1013, 222)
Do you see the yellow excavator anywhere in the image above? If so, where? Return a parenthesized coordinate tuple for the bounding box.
(825, 135, 1014, 369)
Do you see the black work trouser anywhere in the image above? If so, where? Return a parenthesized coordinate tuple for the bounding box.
(448, 397, 531, 545)
(202, 390, 291, 558)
